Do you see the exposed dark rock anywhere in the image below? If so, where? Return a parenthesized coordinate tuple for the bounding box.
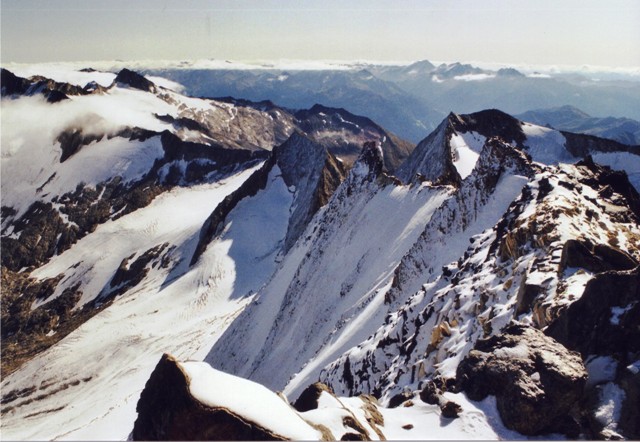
(1, 201, 78, 271)
(576, 157, 640, 221)
(276, 132, 347, 252)
(292, 382, 335, 412)
(358, 141, 384, 179)
(546, 267, 640, 439)
(515, 283, 543, 316)
(562, 131, 639, 157)
(419, 381, 442, 405)
(418, 381, 460, 418)
(395, 115, 462, 186)
(546, 267, 640, 357)
(440, 400, 462, 419)
(159, 130, 266, 166)
(1, 174, 168, 272)
(294, 104, 414, 172)
(57, 128, 104, 162)
(0, 267, 101, 377)
(340, 432, 367, 441)
(154, 113, 210, 134)
(450, 109, 528, 148)
(133, 354, 288, 440)
(457, 322, 587, 436)
(387, 390, 413, 408)
(114, 126, 158, 142)
(560, 239, 638, 274)
(593, 244, 638, 270)
(619, 367, 640, 440)
(340, 415, 369, 440)
(1, 68, 30, 96)
(106, 243, 171, 298)
(44, 89, 69, 103)
(114, 68, 156, 92)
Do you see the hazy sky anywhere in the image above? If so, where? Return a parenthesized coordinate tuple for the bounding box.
(2, 0, 639, 67)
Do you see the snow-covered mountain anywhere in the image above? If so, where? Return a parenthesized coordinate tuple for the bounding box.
(143, 59, 640, 145)
(2, 65, 640, 440)
(516, 105, 640, 146)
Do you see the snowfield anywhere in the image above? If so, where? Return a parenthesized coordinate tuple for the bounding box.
(1, 166, 270, 440)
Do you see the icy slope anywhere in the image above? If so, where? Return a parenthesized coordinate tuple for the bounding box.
(208, 142, 452, 397)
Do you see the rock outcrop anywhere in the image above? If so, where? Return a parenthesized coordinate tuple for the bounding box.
(114, 68, 157, 93)
(457, 322, 587, 436)
(293, 382, 336, 413)
(546, 267, 640, 439)
(134, 354, 293, 440)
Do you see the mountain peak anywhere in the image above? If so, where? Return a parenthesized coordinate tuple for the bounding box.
(273, 131, 329, 188)
(114, 68, 156, 92)
(351, 141, 384, 180)
(496, 67, 525, 77)
(1, 68, 30, 96)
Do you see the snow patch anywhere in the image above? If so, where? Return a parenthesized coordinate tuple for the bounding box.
(450, 133, 482, 179)
(586, 355, 618, 387)
(610, 304, 634, 325)
(594, 382, 625, 435)
(521, 123, 573, 165)
(181, 362, 320, 440)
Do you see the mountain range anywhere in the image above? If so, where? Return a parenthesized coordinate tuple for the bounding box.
(516, 105, 640, 146)
(143, 59, 640, 145)
(1, 65, 640, 440)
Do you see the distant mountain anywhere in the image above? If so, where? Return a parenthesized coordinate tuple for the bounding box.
(143, 60, 640, 140)
(144, 67, 445, 143)
(517, 105, 640, 145)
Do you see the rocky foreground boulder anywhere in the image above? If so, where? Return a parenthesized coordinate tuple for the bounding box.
(457, 322, 588, 436)
(133, 354, 321, 441)
(547, 266, 640, 439)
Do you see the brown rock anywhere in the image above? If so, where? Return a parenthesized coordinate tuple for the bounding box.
(133, 354, 288, 441)
(292, 382, 335, 412)
(457, 322, 587, 436)
(440, 401, 462, 419)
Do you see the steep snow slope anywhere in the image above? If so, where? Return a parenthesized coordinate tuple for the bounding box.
(209, 143, 452, 397)
(1, 167, 262, 440)
(1, 122, 346, 440)
(209, 136, 538, 400)
(203, 119, 639, 438)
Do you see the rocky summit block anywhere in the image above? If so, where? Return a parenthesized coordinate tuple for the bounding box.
(133, 354, 291, 441)
(456, 322, 587, 436)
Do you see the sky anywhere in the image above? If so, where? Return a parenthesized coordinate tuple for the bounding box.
(1, 0, 639, 68)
